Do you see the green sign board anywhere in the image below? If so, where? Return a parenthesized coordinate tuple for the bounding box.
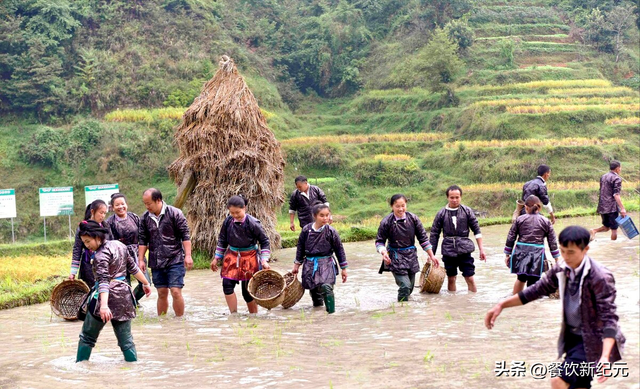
(39, 187, 74, 217)
(85, 184, 119, 206)
(0, 189, 16, 219)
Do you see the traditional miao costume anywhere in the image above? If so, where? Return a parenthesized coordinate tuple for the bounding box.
(295, 223, 347, 313)
(429, 204, 482, 278)
(214, 215, 270, 303)
(76, 240, 141, 362)
(504, 212, 560, 286)
(107, 211, 149, 301)
(71, 222, 112, 286)
(375, 212, 432, 302)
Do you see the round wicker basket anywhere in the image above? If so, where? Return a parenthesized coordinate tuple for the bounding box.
(248, 270, 286, 310)
(419, 261, 445, 294)
(281, 272, 304, 309)
(50, 279, 90, 320)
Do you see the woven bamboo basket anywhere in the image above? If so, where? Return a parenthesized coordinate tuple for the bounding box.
(50, 279, 90, 320)
(248, 270, 286, 310)
(281, 272, 304, 309)
(419, 261, 445, 294)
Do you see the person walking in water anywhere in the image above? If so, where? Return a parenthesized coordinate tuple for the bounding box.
(139, 188, 192, 317)
(289, 175, 330, 231)
(505, 195, 560, 295)
(75, 220, 151, 362)
(292, 204, 347, 313)
(69, 200, 112, 286)
(486, 226, 626, 389)
(430, 185, 486, 292)
(106, 193, 149, 302)
(376, 194, 439, 302)
(521, 164, 556, 224)
(211, 195, 271, 314)
(591, 160, 626, 241)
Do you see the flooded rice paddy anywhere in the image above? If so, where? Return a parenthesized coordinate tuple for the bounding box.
(0, 216, 638, 388)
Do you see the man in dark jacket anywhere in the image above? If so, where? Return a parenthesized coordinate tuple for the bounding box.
(486, 226, 625, 389)
(522, 164, 556, 224)
(430, 185, 486, 292)
(590, 160, 626, 241)
(289, 176, 330, 231)
(139, 188, 192, 317)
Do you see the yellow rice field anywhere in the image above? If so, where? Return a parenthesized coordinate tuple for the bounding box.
(373, 154, 413, 161)
(463, 181, 640, 193)
(0, 255, 68, 284)
(606, 117, 640, 126)
(547, 86, 638, 96)
(281, 132, 451, 145)
(444, 137, 625, 149)
(104, 107, 275, 122)
(462, 79, 611, 93)
(474, 96, 638, 107)
(506, 103, 640, 114)
(104, 107, 185, 122)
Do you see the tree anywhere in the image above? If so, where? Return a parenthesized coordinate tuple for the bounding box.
(445, 18, 474, 53)
(413, 28, 463, 106)
(0, 0, 81, 117)
(606, 4, 637, 62)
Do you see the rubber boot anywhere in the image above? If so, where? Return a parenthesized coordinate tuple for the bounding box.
(322, 285, 335, 314)
(76, 344, 93, 362)
(123, 347, 137, 362)
(134, 283, 146, 302)
(310, 287, 324, 307)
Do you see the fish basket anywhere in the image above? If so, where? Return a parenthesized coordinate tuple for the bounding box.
(419, 261, 445, 294)
(615, 215, 639, 239)
(248, 270, 286, 310)
(50, 279, 90, 320)
(281, 272, 305, 309)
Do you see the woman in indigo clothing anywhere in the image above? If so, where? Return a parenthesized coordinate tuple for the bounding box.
(210, 195, 271, 314)
(292, 204, 347, 314)
(504, 195, 560, 295)
(106, 193, 150, 302)
(375, 194, 439, 302)
(69, 200, 112, 286)
(76, 220, 151, 362)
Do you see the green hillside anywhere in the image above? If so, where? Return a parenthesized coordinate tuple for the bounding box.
(0, 0, 639, 244)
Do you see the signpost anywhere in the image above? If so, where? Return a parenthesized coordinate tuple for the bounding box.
(0, 189, 17, 243)
(85, 184, 119, 207)
(39, 187, 74, 242)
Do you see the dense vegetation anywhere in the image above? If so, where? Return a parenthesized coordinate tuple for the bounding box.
(0, 0, 639, 246)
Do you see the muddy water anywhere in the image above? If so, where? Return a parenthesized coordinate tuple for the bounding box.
(0, 215, 638, 389)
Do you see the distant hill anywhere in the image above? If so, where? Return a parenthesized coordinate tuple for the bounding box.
(0, 0, 638, 243)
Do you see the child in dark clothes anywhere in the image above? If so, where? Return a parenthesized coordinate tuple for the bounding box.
(292, 204, 347, 314)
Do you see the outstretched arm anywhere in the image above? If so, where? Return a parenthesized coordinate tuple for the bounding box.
(485, 294, 523, 329)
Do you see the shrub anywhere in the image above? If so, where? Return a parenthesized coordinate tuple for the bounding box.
(284, 144, 349, 170)
(353, 159, 427, 186)
(19, 127, 66, 167)
(69, 120, 102, 153)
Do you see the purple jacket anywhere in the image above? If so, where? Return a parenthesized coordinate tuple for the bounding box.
(139, 204, 190, 269)
(519, 256, 625, 363)
(504, 213, 560, 259)
(597, 171, 622, 214)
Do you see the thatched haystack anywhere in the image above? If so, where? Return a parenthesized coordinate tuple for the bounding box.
(168, 55, 285, 255)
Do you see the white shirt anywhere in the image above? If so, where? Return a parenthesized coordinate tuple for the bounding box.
(149, 201, 167, 227)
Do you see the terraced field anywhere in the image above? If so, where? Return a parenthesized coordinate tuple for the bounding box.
(99, 0, 639, 223)
(277, 0, 639, 219)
